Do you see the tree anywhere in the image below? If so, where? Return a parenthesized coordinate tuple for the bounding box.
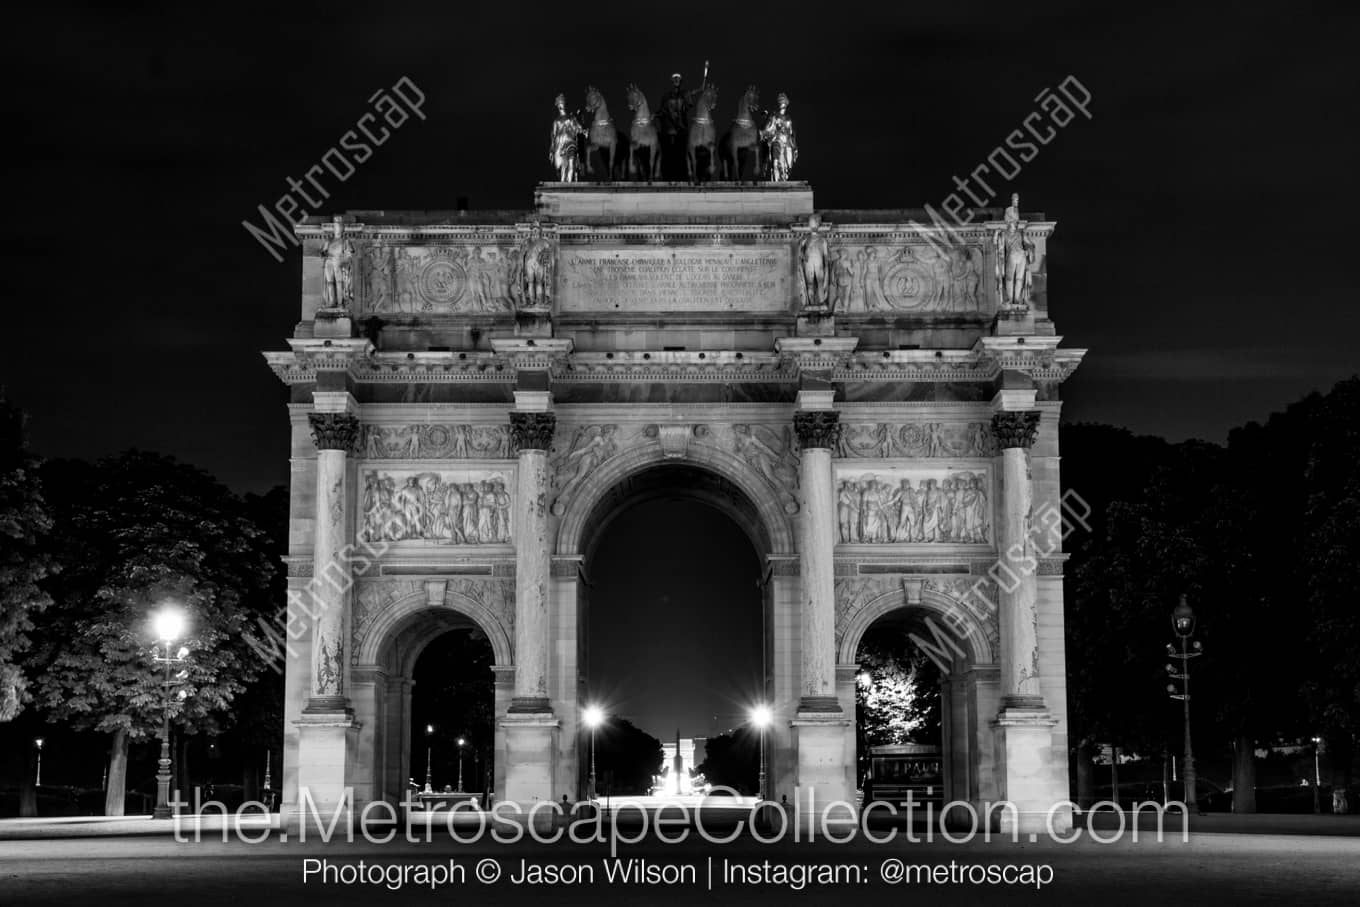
(696, 728, 759, 794)
(855, 627, 939, 748)
(29, 452, 278, 815)
(0, 392, 53, 724)
(593, 718, 662, 795)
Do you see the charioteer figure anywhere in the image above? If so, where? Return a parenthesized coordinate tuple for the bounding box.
(548, 93, 586, 182)
(761, 92, 798, 181)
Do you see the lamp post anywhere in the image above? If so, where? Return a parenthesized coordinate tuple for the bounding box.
(583, 705, 605, 801)
(750, 705, 772, 802)
(1165, 595, 1202, 810)
(424, 724, 435, 794)
(34, 738, 44, 788)
(457, 737, 467, 792)
(263, 749, 273, 811)
(151, 607, 188, 820)
(1311, 739, 1321, 815)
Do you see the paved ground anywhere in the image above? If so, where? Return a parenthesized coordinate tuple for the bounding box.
(2, 823, 1358, 906)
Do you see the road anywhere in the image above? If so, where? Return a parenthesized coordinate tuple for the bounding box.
(3, 826, 1359, 906)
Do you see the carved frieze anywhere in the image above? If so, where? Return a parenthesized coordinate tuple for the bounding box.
(360, 469, 513, 544)
(836, 421, 997, 459)
(360, 424, 511, 459)
(836, 466, 992, 545)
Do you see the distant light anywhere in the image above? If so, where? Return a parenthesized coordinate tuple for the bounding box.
(425, 723, 435, 735)
(750, 705, 773, 728)
(34, 737, 44, 749)
(153, 608, 185, 643)
(583, 705, 605, 728)
(857, 671, 872, 688)
(457, 737, 466, 746)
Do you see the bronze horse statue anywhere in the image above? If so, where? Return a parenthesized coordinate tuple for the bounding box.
(583, 85, 624, 180)
(719, 85, 763, 181)
(686, 83, 719, 182)
(625, 83, 662, 180)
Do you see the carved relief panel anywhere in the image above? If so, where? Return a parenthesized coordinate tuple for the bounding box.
(835, 465, 993, 546)
(360, 468, 513, 544)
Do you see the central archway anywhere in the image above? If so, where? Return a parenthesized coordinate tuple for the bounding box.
(566, 456, 784, 801)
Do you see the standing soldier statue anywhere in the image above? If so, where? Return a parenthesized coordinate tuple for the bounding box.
(318, 215, 355, 309)
(799, 213, 831, 311)
(761, 92, 798, 181)
(548, 93, 586, 182)
(994, 193, 1035, 309)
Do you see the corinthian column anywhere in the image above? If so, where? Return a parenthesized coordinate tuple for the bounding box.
(793, 409, 841, 712)
(991, 410, 1045, 710)
(508, 410, 556, 712)
(306, 411, 359, 711)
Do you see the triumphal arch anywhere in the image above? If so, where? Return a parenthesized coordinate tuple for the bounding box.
(267, 173, 1084, 830)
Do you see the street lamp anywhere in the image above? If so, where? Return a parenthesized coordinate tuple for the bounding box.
(457, 736, 467, 793)
(583, 705, 605, 801)
(150, 606, 189, 820)
(34, 738, 43, 788)
(424, 724, 435, 793)
(1311, 739, 1321, 815)
(750, 704, 773, 802)
(1165, 595, 1202, 810)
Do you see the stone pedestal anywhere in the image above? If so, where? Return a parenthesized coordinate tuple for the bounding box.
(290, 712, 360, 828)
(500, 713, 560, 813)
(993, 709, 1067, 834)
(312, 308, 353, 339)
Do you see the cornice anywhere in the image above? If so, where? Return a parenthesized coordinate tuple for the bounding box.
(265, 340, 1084, 386)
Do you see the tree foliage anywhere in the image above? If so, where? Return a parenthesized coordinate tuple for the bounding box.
(27, 452, 279, 810)
(0, 392, 53, 722)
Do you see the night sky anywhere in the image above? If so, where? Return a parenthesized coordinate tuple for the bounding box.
(4, 4, 1355, 734)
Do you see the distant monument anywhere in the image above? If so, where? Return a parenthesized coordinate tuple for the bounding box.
(657, 731, 698, 795)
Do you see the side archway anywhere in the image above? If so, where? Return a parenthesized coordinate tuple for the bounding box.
(837, 579, 997, 670)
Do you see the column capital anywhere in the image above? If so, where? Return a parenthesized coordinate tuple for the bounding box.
(793, 409, 841, 450)
(509, 411, 557, 452)
(990, 410, 1040, 450)
(308, 411, 361, 452)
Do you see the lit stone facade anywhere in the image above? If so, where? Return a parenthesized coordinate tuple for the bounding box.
(266, 182, 1084, 831)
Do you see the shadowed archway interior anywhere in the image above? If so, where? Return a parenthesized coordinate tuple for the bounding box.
(582, 464, 766, 745)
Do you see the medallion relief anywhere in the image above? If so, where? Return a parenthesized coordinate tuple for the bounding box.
(828, 241, 986, 315)
(362, 244, 516, 314)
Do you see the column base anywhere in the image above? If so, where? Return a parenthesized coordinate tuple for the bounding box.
(992, 707, 1069, 835)
(791, 711, 855, 830)
(287, 710, 361, 832)
(500, 711, 560, 818)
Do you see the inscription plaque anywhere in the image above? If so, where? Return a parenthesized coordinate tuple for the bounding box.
(558, 247, 791, 313)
